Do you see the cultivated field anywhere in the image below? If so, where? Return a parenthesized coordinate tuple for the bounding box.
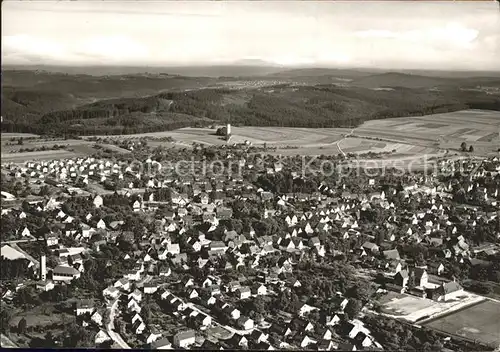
(2, 109, 498, 164)
(0, 134, 131, 164)
(356, 109, 500, 155)
(423, 300, 500, 348)
(1, 150, 82, 163)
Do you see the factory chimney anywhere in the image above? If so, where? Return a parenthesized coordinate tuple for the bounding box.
(40, 255, 47, 281)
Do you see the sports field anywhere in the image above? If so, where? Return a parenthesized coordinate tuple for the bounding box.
(423, 300, 500, 348)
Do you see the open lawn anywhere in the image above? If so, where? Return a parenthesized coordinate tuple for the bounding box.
(423, 300, 500, 348)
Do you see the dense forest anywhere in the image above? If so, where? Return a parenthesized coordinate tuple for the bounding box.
(2, 70, 499, 136)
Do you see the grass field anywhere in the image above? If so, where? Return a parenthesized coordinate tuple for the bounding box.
(423, 300, 500, 348)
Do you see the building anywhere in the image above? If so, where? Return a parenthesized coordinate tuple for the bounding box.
(173, 330, 196, 348)
(52, 265, 81, 282)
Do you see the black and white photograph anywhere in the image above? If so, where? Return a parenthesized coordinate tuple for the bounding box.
(1, 0, 499, 350)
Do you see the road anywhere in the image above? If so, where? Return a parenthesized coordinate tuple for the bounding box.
(10, 243, 40, 268)
(105, 275, 151, 349)
(2, 237, 39, 244)
(335, 128, 355, 157)
(1, 334, 19, 348)
(107, 296, 131, 349)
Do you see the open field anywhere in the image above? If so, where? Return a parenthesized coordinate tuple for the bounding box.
(356, 109, 500, 153)
(1, 133, 40, 139)
(1, 135, 131, 163)
(378, 290, 485, 323)
(1, 149, 82, 163)
(85, 109, 498, 159)
(3, 110, 497, 164)
(423, 300, 500, 348)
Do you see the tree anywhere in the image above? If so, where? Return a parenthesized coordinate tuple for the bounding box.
(344, 299, 363, 320)
(468, 145, 474, 153)
(460, 142, 467, 152)
(18, 317, 27, 334)
(0, 307, 13, 333)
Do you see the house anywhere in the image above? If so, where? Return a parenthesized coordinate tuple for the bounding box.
(298, 303, 319, 317)
(340, 322, 360, 339)
(75, 300, 94, 316)
(133, 320, 146, 334)
(237, 316, 254, 330)
(411, 267, 428, 287)
(91, 311, 103, 326)
(296, 334, 315, 348)
(128, 289, 142, 302)
(436, 281, 464, 301)
(144, 283, 159, 294)
(114, 278, 131, 291)
(355, 332, 372, 348)
(322, 313, 340, 327)
(151, 337, 172, 349)
(93, 195, 103, 208)
(316, 327, 333, 340)
(338, 342, 357, 351)
(173, 330, 196, 348)
(95, 330, 111, 344)
(128, 299, 142, 313)
(251, 283, 267, 296)
(269, 323, 292, 338)
(36, 280, 55, 292)
(394, 269, 409, 287)
(223, 305, 241, 320)
(194, 313, 212, 328)
(229, 334, 249, 349)
(383, 249, 400, 261)
(291, 317, 314, 332)
(317, 340, 335, 351)
(362, 242, 379, 254)
(250, 329, 269, 344)
(236, 286, 251, 299)
(429, 262, 445, 276)
(53, 265, 81, 282)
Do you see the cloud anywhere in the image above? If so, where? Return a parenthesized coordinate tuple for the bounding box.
(355, 23, 478, 48)
(2, 34, 151, 65)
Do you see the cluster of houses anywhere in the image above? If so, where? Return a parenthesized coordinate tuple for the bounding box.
(1, 151, 499, 349)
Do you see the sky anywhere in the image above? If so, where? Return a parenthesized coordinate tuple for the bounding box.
(2, 1, 499, 71)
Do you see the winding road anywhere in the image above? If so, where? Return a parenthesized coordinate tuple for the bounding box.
(106, 275, 152, 349)
(107, 297, 131, 349)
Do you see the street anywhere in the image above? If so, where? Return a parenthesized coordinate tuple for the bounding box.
(106, 297, 131, 349)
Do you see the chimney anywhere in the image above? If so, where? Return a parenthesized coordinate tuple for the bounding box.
(40, 255, 47, 281)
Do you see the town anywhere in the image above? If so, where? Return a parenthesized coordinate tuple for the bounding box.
(1, 134, 499, 351)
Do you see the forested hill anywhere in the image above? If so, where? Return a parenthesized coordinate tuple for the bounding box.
(2, 69, 500, 136)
